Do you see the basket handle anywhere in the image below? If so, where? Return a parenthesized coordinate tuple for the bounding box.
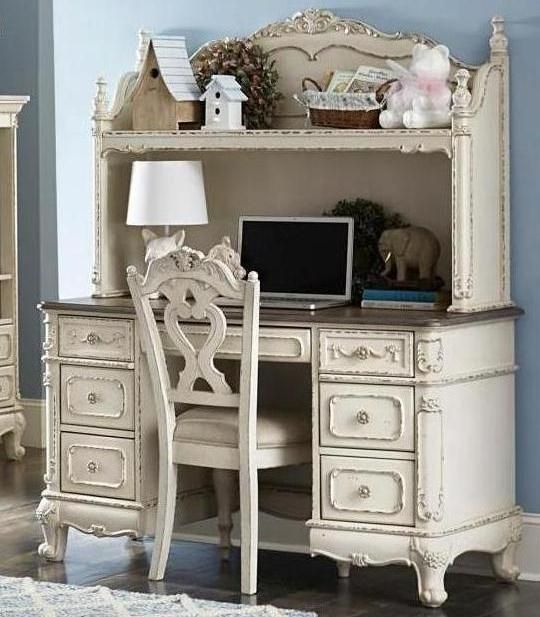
(302, 77, 323, 92)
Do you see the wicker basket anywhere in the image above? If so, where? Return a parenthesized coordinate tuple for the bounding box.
(299, 78, 394, 129)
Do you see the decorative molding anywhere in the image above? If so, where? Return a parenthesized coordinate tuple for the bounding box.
(329, 468, 405, 515)
(328, 393, 404, 441)
(250, 8, 476, 72)
(306, 506, 522, 537)
(67, 329, 124, 348)
(41, 489, 144, 510)
(329, 342, 399, 363)
(67, 443, 126, 489)
(416, 395, 445, 522)
(416, 338, 444, 374)
(410, 538, 451, 569)
(66, 374, 126, 419)
(0, 373, 14, 401)
(62, 520, 138, 539)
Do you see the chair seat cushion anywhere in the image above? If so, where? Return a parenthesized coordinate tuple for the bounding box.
(174, 406, 310, 448)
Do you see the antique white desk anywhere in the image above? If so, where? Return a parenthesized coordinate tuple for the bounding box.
(37, 297, 522, 607)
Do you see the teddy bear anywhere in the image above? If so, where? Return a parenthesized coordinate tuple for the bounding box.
(379, 44, 452, 129)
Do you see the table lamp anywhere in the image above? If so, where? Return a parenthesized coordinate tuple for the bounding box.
(126, 160, 208, 263)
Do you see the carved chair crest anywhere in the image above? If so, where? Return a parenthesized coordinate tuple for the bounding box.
(127, 237, 257, 405)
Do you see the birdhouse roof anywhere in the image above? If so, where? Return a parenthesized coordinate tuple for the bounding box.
(142, 35, 201, 102)
(200, 75, 248, 102)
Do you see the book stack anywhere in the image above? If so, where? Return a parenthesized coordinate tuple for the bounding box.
(361, 288, 449, 311)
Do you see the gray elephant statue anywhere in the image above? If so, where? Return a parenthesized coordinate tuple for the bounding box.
(378, 226, 440, 282)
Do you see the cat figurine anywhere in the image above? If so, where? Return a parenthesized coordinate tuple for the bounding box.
(141, 228, 186, 263)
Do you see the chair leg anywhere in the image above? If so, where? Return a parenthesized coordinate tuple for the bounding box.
(212, 468, 237, 561)
(239, 465, 258, 595)
(149, 461, 177, 581)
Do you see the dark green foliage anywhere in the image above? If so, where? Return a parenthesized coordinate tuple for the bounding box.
(194, 38, 283, 129)
(325, 198, 407, 300)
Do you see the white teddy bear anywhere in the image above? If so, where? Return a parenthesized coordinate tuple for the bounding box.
(379, 44, 452, 129)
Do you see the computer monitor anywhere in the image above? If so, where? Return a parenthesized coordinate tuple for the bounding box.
(238, 216, 354, 301)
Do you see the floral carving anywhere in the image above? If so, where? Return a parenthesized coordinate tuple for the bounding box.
(418, 396, 442, 414)
(351, 553, 371, 567)
(416, 338, 444, 374)
(410, 540, 450, 570)
(330, 343, 399, 363)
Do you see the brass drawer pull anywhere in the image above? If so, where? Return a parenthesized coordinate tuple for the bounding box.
(356, 410, 370, 424)
(87, 392, 98, 404)
(358, 485, 371, 499)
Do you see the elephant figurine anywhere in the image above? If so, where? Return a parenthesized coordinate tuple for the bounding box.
(378, 226, 440, 282)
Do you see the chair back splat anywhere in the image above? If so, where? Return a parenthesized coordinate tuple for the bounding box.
(127, 238, 260, 453)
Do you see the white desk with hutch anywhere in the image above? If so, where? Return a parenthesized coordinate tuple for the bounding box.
(37, 10, 522, 608)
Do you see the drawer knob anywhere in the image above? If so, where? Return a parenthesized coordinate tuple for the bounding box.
(87, 460, 99, 474)
(87, 392, 98, 404)
(85, 331, 100, 345)
(358, 485, 371, 499)
(356, 410, 370, 425)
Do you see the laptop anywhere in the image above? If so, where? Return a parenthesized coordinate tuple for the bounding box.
(236, 216, 354, 310)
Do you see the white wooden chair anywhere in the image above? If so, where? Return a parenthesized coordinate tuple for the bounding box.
(127, 240, 311, 594)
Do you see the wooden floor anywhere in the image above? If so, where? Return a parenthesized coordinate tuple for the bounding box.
(1, 448, 539, 617)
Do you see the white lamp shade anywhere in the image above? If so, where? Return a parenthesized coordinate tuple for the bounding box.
(126, 160, 208, 226)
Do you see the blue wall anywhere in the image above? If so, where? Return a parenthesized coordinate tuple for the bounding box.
(0, 0, 57, 399)
(49, 1, 539, 511)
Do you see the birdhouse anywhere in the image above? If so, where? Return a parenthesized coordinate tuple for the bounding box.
(200, 75, 247, 131)
(131, 35, 202, 130)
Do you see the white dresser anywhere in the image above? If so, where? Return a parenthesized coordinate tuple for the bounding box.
(0, 96, 28, 460)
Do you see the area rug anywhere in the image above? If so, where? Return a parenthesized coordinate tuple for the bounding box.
(0, 576, 316, 617)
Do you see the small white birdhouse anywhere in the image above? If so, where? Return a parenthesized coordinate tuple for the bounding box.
(200, 75, 248, 131)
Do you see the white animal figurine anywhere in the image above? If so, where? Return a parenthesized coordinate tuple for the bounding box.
(379, 44, 452, 129)
(141, 229, 186, 263)
(207, 236, 246, 280)
(378, 226, 441, 282)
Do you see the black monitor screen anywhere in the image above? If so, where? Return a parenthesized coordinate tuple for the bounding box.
(240, 219, 350, 296)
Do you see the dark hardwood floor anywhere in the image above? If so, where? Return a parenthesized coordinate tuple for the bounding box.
(1, 448, 538, 617)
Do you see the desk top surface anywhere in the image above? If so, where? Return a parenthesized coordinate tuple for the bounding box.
(40, 296, 523, 329)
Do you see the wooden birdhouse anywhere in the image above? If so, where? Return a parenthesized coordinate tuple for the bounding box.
(131, 35, 201, 130)
(200, 75, 247, 131)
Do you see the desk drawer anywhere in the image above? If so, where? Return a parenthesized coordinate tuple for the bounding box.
(321, 455, 414, 526)
(60, 365, 135, 431)
(319, 329, 413, 377)
(61, 432, 135, 500)
(59, 316, 134, 362)
(160, 324, 311, 363)
(0, 365, 15, 408)
(319, 383, 414, 451)
(0, 324, 14, 366)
